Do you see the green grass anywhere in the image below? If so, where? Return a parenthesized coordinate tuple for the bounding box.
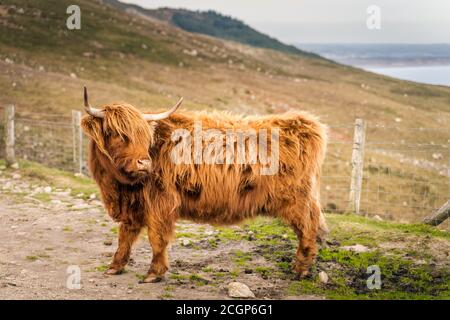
(95, 264, 109, 272)
(26, 255, 38, 261)
(17, 160, 99, 200)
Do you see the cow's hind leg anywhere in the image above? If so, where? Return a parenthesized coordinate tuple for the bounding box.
(106, 223, 141, 275)
(284, 201, 320, 278)
(142, 221, 174, 283)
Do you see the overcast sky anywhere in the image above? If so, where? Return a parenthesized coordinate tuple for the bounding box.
(121, 0, 450, 44)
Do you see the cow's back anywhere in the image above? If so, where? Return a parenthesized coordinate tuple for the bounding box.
(150, 111, 327, 224)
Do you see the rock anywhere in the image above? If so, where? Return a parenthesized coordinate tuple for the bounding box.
(341, 244, 370, 253)
(43, 186, 52, 193)
(103, 240, 112, 246)
(5, 58, 14, 64)
(71, 203, 90, 210)
(373, 215, 383, 221)
(0, 165, 6, 170)
(395, 117, 402, 123)
(181, 239, 191, 247)
(10, 163, 19, 169)
(227, 282, 255, 298)
(432, 153, 443, 160)
(38, 65, 45, 72)
(12, 173, 21, 179)
(89, 193, 96, 200)
(51, 200, 62, 204)
(318, 271, 329, 284)
(70, 73, 77, 78)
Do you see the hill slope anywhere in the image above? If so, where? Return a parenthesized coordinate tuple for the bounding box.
(104, 0, 318, 58)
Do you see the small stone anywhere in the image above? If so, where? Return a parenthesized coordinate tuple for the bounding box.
(373, 215, 383, 221)
(70, 73, 77, 78)
(10, 163, 19, 169)
(318, 271, 329, 284)
(432, 153, 443, 160)
(12, 173, 21, 179)
(11, 225, 18, 229)
(341, 244, 370, 253)
(51, 199, 62, 204)
(181, 239, 191, 246)
(244, 269, 253, 274)
(395, 117, 402, 123)
(228, 282, 255, 298)
(89, 193, 96, 200)
(43, 186, 52, 193)
(103, 240, 112, 246)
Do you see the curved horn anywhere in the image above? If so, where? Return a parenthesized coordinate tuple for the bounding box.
(143, 97, 183, 121)
(84, 86, 104, 118)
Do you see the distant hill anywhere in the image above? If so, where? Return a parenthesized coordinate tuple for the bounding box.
(104, 0, 318, 58)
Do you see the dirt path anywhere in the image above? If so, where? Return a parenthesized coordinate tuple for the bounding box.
(0, 173, 319, 300)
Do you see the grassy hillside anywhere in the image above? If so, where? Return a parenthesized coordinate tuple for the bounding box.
(0, 0, 449, 223)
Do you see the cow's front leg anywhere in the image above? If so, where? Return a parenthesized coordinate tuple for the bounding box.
(142, 222, 174, 283)
(106, 223, 141, 275)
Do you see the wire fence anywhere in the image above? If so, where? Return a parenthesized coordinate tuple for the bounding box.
(0, 107, 4, 159)
(1, 105, 449, 226)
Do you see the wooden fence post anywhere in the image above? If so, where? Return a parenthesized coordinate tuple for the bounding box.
(72, 110, 83, 175)
(423, 200, 450, 226)
(5, 105, 15, 166)
(349, 118, 366, 215)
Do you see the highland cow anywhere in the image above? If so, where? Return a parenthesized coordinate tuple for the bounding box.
(81, 87, 328, 283)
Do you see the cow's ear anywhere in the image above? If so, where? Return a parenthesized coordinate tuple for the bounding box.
(81, 116, 111, 160)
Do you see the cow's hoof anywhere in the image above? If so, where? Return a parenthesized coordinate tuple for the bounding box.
(104, 268, 123, 275)
(140, 274, 164, 283)
(293, 265, 311, 279)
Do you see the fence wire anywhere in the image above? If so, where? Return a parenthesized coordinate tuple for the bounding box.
(0, 106, 4, 159)
(14, 113, 74, 171)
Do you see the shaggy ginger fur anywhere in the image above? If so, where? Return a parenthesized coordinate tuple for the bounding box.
(81, 104, 328, 282)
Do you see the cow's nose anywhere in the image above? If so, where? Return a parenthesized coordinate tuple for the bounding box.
(137, 159, 151, 170)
